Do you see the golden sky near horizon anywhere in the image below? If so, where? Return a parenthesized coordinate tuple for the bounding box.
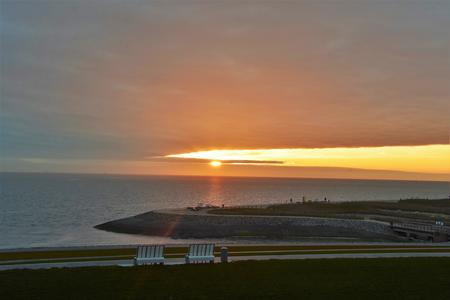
(167, 145, 450, 174)
(1, 1, 449, 181)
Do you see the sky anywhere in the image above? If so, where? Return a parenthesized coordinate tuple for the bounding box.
(1, 0, 449, 181)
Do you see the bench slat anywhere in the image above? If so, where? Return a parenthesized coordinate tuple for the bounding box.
(186, 243, 215, 264)
(135, 245, 165, 265)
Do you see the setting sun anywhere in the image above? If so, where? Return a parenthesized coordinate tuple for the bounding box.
(209, 161, 222, 167)
(168, 144, 450, 174)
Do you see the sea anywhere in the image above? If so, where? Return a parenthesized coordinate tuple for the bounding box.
(0, 172, 448, 250)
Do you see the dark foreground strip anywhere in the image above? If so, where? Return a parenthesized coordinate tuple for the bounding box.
(1, 258, 450, 300)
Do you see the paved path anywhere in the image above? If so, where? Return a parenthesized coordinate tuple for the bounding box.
(229, 252, 450, 262)
(157, 207, 391, 225)
(2, 252, 450, 271)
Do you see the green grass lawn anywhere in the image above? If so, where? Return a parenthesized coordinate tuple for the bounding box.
(2, 245, 449, 263)
(210, 198, 450, 222)
(0, 247, 186, 261)
(2, 248, 450, 266)
(1, 258, 450, 300)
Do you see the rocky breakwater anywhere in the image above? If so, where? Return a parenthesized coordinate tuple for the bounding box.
(95, 208, 404, 242)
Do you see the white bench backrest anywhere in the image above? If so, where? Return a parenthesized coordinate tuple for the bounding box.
(189, 243, 214, 256)
(136, 245, 164, 258)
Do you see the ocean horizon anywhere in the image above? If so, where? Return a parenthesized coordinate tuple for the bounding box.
(1, 172, 448, 250)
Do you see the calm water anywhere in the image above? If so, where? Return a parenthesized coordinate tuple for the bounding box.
(0, 172, 448, 249)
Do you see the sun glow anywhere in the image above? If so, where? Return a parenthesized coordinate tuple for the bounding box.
(167, 144, 450, 174)
(209, 161, 222, 167)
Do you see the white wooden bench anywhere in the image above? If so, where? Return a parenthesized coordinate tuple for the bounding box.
(134, 245, 165, 266)
(185, 243, 215, 264)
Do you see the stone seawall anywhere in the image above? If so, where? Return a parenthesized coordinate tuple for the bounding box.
(95, 210, 404, 242)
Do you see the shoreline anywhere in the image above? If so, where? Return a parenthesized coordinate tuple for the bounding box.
(95, 199, 450, 243)
(94, 208, 405, 243)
